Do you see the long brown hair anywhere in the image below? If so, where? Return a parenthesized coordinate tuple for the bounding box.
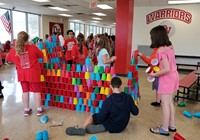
(77, 33, 85, 54)
(97, 35, 111, 56)
(16, 31, 29, 55)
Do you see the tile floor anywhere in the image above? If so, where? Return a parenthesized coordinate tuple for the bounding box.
(0, 64, 200, 140)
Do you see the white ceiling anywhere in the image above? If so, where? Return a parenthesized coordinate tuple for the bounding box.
(0, 0, 169, 26)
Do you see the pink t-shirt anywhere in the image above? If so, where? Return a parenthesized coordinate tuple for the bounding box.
(157, 46, 179, 94)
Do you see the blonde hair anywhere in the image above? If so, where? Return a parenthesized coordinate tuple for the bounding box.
(16, 31, 29, 55)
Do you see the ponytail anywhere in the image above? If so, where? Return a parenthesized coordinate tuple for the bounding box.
(16, 31, 29, 55)
(77, 34, 85, 54)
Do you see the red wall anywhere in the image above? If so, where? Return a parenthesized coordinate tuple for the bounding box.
(115, 0, 134, 75)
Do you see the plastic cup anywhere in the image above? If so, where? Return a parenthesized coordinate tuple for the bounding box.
(90, 106, 95, 114)
(42, 130, 49, 140)
(40, 116, 49, 123)
(131, 58, 136, 64)
(94, 65, 98, 73)
(85, 57, 91, 66)
(124, 87, 128, 94)
(105, 66, 110, 74)
(100, 87, 105, 94)
(194, 112, 200, 118)
(127, 71, 132, 79)
(174, 132, 185, 140)
(36, 131, 43, 140)
(88, 65, 93, 72)
(110, 66, 115, 75)
(145, 67, 153, 74)
(153, 66, 160, 72)
(81, 105, 85, 112)
(56, 69, 61, 76)
(105, 87, 110, 95)
(77, 78, 82, 85)
(66, 64, 71, 71)
(101, 73, 106, 81)
(147, 76, 155, 82)
(97, 80, 102, 87)
(183, 110, 192, 118)
(99, 66, 104, 74)
(151, 58, 159, 66)
(95, 107, 100, 113)
(106, 74, 111, 81)
(96, 73, 101, 81)
(85, 72, 90, 79)
(76, 64, 81, 72)
(178, 102, 186, 107)
(90, 72, 95, 80)
(89, 135, 98, 140)
(82, 65, 86, 72)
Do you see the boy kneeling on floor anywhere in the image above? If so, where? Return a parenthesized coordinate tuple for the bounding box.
(66, 77, 139, 136)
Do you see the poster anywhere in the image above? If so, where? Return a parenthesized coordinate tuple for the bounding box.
(49, 22, 64, 36)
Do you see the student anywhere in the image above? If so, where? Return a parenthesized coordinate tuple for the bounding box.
(6, 31, 46, 117)
(0, 81, 3, 98)
(63, 30, 77, 64)
(72, 33, 88, 65)
(0, 52, 3, 98)
(138, 48, 161, 107)
(97, 35, 117, 68)
(148, 26, 179, 136)
(66, 77, 139, 136)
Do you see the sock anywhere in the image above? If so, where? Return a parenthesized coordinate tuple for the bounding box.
(169, 125, 176, 130)
(24, 108, 30, 111)
(37, 107, 42, 111)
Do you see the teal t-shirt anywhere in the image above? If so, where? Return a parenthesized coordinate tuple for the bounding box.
(97, 48, 110, 67)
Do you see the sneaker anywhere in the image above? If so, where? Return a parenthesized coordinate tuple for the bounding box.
(168, 126, 177, 132)
(66, 127, 86, 136)
(0, 93, 4, 98)
(37, 108, 46, 116)
(151, 102, 161, 107)
(86, 124, 106, 134)
(24, 108, 32, 117)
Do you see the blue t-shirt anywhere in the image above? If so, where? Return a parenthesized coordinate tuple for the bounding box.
(97, 48, 110, 67)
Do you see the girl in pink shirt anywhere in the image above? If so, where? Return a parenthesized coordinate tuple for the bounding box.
(6, 31, 46, 117)
(149, 26, 179, 136)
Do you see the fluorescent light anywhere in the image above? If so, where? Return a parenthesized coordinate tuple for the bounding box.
(97, 4, 113, 9)
(58, 14, 73, 17)
(168, 0, 200, 4)
(93, 13, 107, 16)
(71, 19, 81, 22)
(32, 0, 50, 2)
(0, 3, 6, 5)
(92, 17, 103, 20)
(49, 7, 69, 11)
(91, 21, 100, 23)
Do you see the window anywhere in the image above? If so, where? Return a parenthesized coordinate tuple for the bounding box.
(86, 25, 90, 37)
(75, 23, 79, 37)
(28, 14, 39, 40)
(12, 11, 26, 39)
(89, 25, 93, 35)
(93, 26, 97, 35)
(99, 27, 102, 34)
(80, 24, 84, 35)
(69, 22, 75, 31)
(107, 28, 111, 35)
(0, 9, 11, 43)
(96, 26, 100, 34)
